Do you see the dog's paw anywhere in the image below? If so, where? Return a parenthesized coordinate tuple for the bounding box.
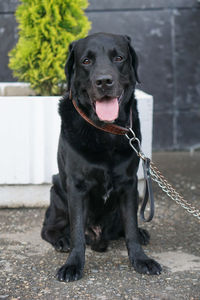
(56, 264, 83, 282)
(54, 237, 70, 253)
(133, 258, 162, 275)
(138, 228, 150, 246)
(91, 239, 108, 252)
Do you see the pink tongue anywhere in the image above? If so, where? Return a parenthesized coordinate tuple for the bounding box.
(95, 98, 119, 122)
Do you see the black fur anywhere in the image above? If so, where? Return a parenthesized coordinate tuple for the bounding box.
(41, 33, 161, 282)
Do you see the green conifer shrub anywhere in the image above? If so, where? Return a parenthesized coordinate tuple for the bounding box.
(9, 0, 91, 95)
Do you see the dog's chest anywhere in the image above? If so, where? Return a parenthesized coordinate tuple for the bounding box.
(77, 133, 131, 166)
(87, 168, 117, 214)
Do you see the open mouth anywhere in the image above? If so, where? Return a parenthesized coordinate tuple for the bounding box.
(94, 92, 124, 123)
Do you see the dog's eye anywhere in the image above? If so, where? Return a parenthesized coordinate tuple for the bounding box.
(82, 58, 91, 65)
(114, 56, 124, 62)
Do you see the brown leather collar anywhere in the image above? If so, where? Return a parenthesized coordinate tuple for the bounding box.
(71, 98, 131, 135)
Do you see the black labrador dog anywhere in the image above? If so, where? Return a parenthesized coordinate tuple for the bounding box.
(41, 32, 162, 282)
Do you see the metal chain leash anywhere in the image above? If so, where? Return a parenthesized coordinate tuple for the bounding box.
(149, 161, 200, 220)
(125, 128, 200, 221)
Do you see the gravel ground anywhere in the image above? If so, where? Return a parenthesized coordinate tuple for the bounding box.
(0, 152, 200, 300)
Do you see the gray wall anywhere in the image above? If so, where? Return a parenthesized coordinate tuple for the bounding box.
(0, 0, 200, 150)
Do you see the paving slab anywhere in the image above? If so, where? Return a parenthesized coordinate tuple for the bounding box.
(0, 152, 200, 300)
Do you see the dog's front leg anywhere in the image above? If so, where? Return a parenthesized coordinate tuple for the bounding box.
(57, 181, 86, 282)
(120, 179, 162, 275)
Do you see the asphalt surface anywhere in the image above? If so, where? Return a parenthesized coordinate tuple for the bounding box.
(0, 152, 200, 300)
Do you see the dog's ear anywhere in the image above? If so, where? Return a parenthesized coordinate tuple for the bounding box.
(125, 35, 140, 83)
(65, 41, 76, 91)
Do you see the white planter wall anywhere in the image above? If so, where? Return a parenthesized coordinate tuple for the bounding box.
(0, 97, 60, 184)
(0, 84, 153, 207)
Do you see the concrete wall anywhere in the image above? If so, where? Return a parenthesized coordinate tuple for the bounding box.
(0, 0, 200, 150)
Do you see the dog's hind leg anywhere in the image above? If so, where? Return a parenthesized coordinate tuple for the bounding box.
(85, 225, 109, 252)
(41, 174, 70, 252)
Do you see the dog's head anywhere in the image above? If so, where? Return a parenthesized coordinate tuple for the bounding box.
(65, 33, 140, 124)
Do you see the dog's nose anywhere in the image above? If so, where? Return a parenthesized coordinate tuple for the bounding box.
(95, 75, 114, 89)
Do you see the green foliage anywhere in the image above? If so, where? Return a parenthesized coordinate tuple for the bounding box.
(9, 0, 91, 95)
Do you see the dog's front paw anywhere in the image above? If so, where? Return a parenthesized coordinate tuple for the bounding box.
(133, 258, 162, 275)
(57, 264, 83, 282)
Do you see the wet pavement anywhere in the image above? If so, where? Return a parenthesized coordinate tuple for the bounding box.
(0, 152, 200, 300)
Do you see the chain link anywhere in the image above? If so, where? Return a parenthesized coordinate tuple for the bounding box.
(125, 128, 200, 221)
(149, 161, 200, 220)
